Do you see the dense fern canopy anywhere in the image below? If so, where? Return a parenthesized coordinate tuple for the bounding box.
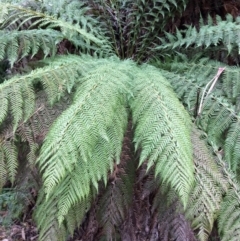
(0, 0, 240, 241)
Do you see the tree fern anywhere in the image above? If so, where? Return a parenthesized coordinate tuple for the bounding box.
(87, 0, 188, 61)
(28, 59, 194, 240)
(1, 0, 240, 240)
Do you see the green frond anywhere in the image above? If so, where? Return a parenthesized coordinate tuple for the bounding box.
(196, 97, 235, 146)
(0, 3, 107, 54)
(0, 147, 7, 189)
(216, 154, 240, 241)
(0, 29, 64, 67)
(155, 15, 240, 54)
(0, 55, 97, 130)
(41, 0, 97, 29)
(0, 140, 18, 185)
(65, 195, 94, 237)
(36, 61, 131, 228)
(186, 128, 228, 241)
(35, 192, 68, 241)
(130, 64, 194, 207)
(160, 69, 238, 147)
(219, 187, 240, 241)
(18, 92, 72, 167)
(159, 66, 240, 181)
(88, 0, 187, 60)
(0, 55, 103, 189)
(0, 92, 71, 191)
(36, 133, 126, 240)
(36, 182, 94, 241)
(157, 58, 240, 105)
(225, 121, 240, 178)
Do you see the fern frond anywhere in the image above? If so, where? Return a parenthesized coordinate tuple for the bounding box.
(196, 97, 235, 146)
(36, 134, 125, 240)
(213, 151, 240, 241)
(225, 121, 240, 177)
(0, 55, 101, 188)
(160, 211, 197, 241)
(219, 186, 240, 241)
(155, 15, 240, 54)
(0, 3, 107, 54)
(18, 92, 72, 166)
(130, 64, 194, 207)
(159, 67, 240, 180)
(0, 139, 18, 186)
(0, 91, 71, 191)
(0, 29, 64, 67)
(0, 55, 98, 130)
(186, 128, 228, 241)
(157, 58, 240, 105)
(160, 69, 238, 147)
(37, 61, 131, 222)
(0, 146, 7, 189)
(35, 190, 68, 241)
(36, 183, 94, 241)
(88, 0, 187, 60)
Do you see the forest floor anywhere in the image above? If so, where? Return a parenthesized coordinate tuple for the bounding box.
(0, 220, 38, 241)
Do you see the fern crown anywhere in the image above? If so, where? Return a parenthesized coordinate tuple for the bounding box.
(1, 1, 240, 241)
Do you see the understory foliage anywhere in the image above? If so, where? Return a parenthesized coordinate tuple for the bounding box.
(0, 0, 240, 241)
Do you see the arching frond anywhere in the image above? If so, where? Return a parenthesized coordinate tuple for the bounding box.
(36, 61, 131, 240)
(157, 58, 240, 105)
(0, 139, 18, 187)
(155, 15, 240, 54)
(0, 55, 104, 188)
(35, 181, 95, 241)
(0, 55, 99, 130)
(0, 3, 108, 55)
(215, 152, 240, 241)
(219, 186, 240, 241)
(130, 64, 194, 206)
(159, 69, 238, 148)
(36, 61, 131, 239)
(186, 128, 228, 241)
(0, 29, 64, 67)
(225, 121, 240, 178)
(87, 0, 187, 60)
